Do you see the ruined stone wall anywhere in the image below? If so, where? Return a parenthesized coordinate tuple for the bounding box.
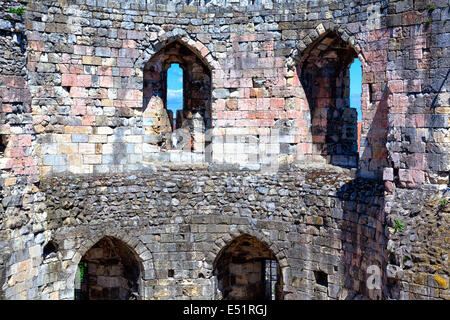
(0, 0, 448, 300)
(0, 0, 42, 299)
(381, 0, 449, 300)
(35, 167, 385, 300)
(23, 0, 393, 176)
(384, 186, 449, 299)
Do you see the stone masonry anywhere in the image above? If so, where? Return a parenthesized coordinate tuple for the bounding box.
(0, 0, 448, 300)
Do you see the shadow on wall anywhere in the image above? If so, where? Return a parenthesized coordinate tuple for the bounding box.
(336, 178, 386, 300)
(359, 86, 390, 180)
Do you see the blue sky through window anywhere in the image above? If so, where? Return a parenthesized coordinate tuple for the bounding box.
(166, 60, 363, 122)
(349, 58, 362, 122)
(167, 64, 183, 117)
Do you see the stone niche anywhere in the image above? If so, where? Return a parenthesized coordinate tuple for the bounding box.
(142, 40, 212, 158)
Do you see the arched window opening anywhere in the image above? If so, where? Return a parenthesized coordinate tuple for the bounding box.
(74, 237, 142, 300)
(143, 40, 211, 155)
(213, 235, 283, 300)
(349, 58, 363, 152)
(299, 31, 359, 168)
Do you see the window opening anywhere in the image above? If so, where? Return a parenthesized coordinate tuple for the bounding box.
(349, 58, 363, 152)
(263, 259, 279, 300)
(166, 63, 183, 131)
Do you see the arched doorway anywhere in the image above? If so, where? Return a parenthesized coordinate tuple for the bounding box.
(74, 236, 142, 300)
(213, 234, 283, 300)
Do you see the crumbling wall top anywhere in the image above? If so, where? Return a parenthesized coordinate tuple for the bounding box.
(29, 0, 366, 12)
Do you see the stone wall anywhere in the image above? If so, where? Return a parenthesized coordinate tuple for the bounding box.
(0, 0, 448, 300)
(35, 166, 385, 300)
(23, 0, 394, 176)
(384, 186, 449, 299)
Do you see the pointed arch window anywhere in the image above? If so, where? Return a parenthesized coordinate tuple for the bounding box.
(298, 31, 360, 168)
(143, 40, 212, 155)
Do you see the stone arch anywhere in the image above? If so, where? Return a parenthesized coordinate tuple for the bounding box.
(288, 25, 369, 169)
(211, 231, 289, 300)
(137, 31, 219, 72)
(141, 35, 217, 157)
(210, 229, 288, 268)
(67, 229, 155, 300)
(287, 23, 366, 68)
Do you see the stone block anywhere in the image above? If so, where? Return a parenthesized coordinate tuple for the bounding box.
(82, 56, 102, 65)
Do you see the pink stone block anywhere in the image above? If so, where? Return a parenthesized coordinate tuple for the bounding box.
(99, 76, 114, 88)
(119, 48, 138, 58)
(384, 181, 394, 193)
(287, 110, 301, 119)
(413, 114, 424, 127)
(29, 41, 45, 51)
(118, 29, 127, 39)
(257, 119, 274, 127)
(200, 46, 210, 58)
(71, 104, 86, 116)
(121, 100, 139, 109)
(270, 98, 285, 110)
(236, 119, 258, 127)
(120, 89, 139, 101)
(81, 115, 95, 126)
(2, 76, 25, 88)
(9, 146, 24, 158)
(239, 78, 253, 88)
(240, 33, 256, 42)
(77, 75, 92, 87)
(398, 169, 411, 183)
(262, 40, 274, 51)
(216, 99, 225, 111)
(410, 169, 424, 184)
(256, 98, 270, 110)
(389, 80, 404, 93)
(59, 64, 70, 74)
(23, 157, 36, 167)
(2, 104, 13, 113)
(99, 66, 112, 76)
(238, 99, 256, 111)
(0, 88, 27, 103)
(70, 65, 84, 74)
(70, 87, 87, 98)
(17, 135, 32, 147)
(122, 40, 136, 49)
